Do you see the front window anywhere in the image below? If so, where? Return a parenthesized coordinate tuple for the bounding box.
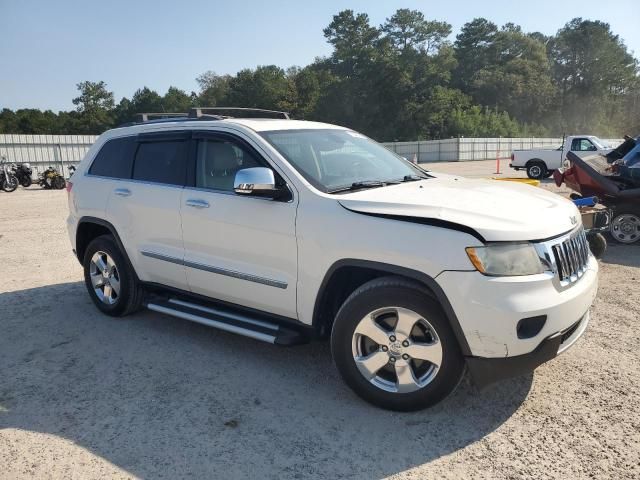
(261, 129, 427, 192)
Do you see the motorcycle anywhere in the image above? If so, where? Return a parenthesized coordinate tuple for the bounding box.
(0, 157, 18, 192)
(12, 162, 33, 187)
(38, 166, 66, 190)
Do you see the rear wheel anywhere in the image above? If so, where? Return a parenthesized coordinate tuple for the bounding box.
(52, 176, 66, 190)
(83, 235, 143, 316)
(331, 276, 464, 411)
(526, 161, 547, 180)
(20, 176, 32, 187)
(610, 211, 640, 244)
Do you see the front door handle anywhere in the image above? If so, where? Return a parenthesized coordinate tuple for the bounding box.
(114, 188, 131, 197)
(185, 198, 210, 209)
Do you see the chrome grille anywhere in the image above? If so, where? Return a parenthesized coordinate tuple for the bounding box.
(551, 228, 590, 283)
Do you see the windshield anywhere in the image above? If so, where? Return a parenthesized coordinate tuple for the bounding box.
(261, 129, 426, 192)
(590, 137, 607, 150)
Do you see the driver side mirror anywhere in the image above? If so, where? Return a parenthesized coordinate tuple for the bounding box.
(234, 167, 283, 198)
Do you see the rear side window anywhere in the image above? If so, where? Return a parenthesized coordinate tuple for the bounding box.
(88, 136, 136, 178)
(571, 138, 596, 152)
(132, 140, 188, 186)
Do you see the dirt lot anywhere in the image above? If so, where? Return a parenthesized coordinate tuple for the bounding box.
(1, 160, 639, 479)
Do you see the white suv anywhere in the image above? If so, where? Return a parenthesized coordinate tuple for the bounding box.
(66, 108, 598, 411)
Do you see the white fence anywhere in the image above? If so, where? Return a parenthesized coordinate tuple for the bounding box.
(0, 134, 97, 177)
(382, 137, 623, 163)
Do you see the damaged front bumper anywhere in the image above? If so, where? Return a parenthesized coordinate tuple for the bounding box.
(466, 310, 590, 388)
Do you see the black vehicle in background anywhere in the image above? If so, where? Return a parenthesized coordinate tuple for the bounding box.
(12, 162, 33, 187)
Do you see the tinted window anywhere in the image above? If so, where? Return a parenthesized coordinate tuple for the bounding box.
(132, 140, 188, 186)
(89, 136, 135, 178)
(196, 139, 262, 191)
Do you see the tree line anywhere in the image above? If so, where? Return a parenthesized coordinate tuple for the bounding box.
(1, 10, 638, 141)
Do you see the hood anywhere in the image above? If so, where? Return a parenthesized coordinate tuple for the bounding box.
(338, 174, 580, 242)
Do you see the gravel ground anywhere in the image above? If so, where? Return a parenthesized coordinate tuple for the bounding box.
(1, 161, 639, 479)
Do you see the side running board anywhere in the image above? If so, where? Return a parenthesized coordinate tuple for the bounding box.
(145, 298, 306, 346)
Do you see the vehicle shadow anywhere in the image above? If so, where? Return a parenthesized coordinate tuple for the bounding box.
(600, 242, 640, 268)
(0, 282, 532, 479)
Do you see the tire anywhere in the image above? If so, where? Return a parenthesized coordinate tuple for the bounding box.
(587, 233, 607, 258)
(1, 175, 18, 192)
(544, 170, 554, 179)
(330, 276, 464, 411)
(83, 235, 143, 316)
(52, 176, 66, 190)
(610, 210, 640, 244)
(20, 176, 32, 188)
(526, 161, 547, 180)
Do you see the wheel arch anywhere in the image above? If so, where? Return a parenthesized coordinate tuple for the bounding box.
(76, 217, 139, 281)
(312, 259, 472, 355)
(525, 158, 546, 167)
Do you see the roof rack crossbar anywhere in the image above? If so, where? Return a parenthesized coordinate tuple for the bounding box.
(189, 107, 290, 120)
(135, 112, 189, 122)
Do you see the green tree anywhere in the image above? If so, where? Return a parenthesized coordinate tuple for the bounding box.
(72, 81, 115, 134)
(453, 18, 498, 92)
(548, 18, 639, 135)
(381, 8, 451, 55)
(196, 71, 232, 106)
(162, 86, 194, 112)
(226, 65, 290, 110)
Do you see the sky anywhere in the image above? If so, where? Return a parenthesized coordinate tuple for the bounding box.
(1, 0, 639, 112)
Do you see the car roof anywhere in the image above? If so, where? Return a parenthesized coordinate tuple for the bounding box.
(221, 118, 347, 132)
(112, 118, 348, 136)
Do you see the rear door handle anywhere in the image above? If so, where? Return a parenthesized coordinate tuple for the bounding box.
(114, 188, 131, 197)
(185, 199, 210, 209)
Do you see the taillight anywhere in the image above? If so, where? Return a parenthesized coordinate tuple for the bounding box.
(511, 153, 514, 161)
(66, 181, 73, 193)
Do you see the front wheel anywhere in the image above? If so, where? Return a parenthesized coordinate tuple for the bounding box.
(610, 211, 640, 244)
(587, 232, 607, 258)
(331, 277, 464, 411)
(1, 175, 18, 192)
(20, 176, 32, 187)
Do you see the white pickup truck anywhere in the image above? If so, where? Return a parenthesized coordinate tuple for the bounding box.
(510, 135, 612, 180)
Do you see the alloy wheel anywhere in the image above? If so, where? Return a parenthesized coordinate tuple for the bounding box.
(89, 251, 121, 305)
(351, 307, 442, 393)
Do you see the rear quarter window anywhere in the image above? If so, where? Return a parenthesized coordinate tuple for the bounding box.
(88, 136, 136, 178)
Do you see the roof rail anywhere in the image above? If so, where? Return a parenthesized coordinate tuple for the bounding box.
(135, 112, 189, 122)
(189, 107, 290, 120)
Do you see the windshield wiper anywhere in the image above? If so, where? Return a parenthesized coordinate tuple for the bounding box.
(401, 174, 428, 182)
(328, 180, 399, 194)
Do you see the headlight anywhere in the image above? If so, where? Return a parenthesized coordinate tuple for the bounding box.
(465, 243, 548, 276)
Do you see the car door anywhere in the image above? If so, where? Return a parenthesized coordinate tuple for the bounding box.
(180, 131, 298, 319)
(106, 130, 189, 290)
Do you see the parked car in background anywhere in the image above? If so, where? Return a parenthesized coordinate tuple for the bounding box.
(510, 135, 612, 180)
(555, 136, 640, 244)
(66, 108, 598, 411)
